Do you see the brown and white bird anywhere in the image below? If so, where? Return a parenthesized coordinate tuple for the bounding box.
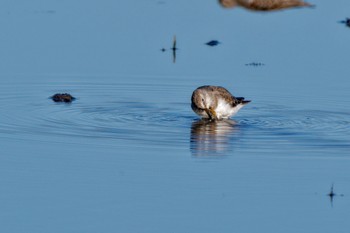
(191, 85, 250, 120)
(218, 0, 313, 11)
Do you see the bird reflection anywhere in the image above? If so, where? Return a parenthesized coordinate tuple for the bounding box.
(190, 119, 238, 156)
(218, 0, 314, 11)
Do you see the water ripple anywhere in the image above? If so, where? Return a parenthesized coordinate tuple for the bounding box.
(0, 80, 193, 147)
(240, 107, 350, 148)
(1, 80, 349, 152)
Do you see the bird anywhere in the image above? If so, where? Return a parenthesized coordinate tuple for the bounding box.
(206, 40, 221, 46)
(218, 0, 314, 11)
(191, 85, 250, 120)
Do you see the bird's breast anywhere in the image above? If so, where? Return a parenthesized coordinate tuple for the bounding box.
(215, 99, 243, 119)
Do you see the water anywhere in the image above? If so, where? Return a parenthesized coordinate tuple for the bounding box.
(1, 1, 350, 232)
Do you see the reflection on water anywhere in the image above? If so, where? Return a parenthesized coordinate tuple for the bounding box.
(190, 119, 238, 156)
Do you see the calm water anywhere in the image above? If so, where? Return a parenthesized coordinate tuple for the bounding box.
(1, 1, 350, 232)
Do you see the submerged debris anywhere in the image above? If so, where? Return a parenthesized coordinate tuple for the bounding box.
(206, 40, 220, 46)
(51, 93, 76, 103)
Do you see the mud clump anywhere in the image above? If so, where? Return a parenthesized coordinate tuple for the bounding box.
(51, 93, 76, 103)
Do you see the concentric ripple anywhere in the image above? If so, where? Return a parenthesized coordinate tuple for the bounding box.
(1, 77, 349, 154)
(0, 78, 194, 147)
(239, 105, 350, 150)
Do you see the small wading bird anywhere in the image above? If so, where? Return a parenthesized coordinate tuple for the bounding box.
(218, 0, 314, 11)
(191, 86, 250, 120)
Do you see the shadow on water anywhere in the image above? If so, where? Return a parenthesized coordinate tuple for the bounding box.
(190, 119, 239, 156)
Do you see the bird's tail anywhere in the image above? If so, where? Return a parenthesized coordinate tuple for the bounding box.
(236, 97, 251, 105)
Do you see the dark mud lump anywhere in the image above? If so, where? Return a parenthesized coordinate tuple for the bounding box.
(51, 93, 75, 103)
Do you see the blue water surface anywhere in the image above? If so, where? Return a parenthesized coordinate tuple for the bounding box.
(1, 0, 350, 232)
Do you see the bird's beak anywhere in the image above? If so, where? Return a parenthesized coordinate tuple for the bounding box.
(205, 107, 217, 120)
